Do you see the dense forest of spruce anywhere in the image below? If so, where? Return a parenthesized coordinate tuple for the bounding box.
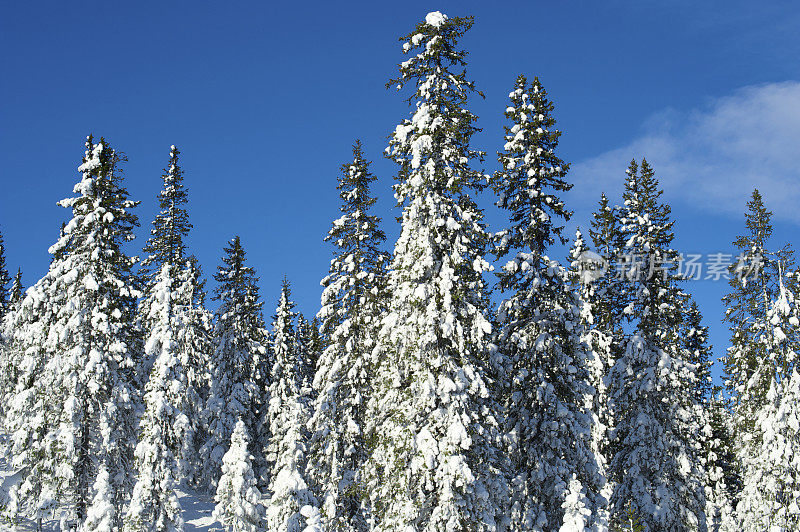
(0, 10, 798, 532)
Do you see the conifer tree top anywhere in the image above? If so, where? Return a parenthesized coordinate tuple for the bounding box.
(9, 267, 23, 304)
(388, 11, 484, 205)
(214, 236, 260, 305)
(141, 145, 192, 284)
(0, 228, 10, 315)
(54, 136, 140, 260)
(326, 140, 386, 261)
(494, 74, 572, 259)
(270, 277, 301, 401)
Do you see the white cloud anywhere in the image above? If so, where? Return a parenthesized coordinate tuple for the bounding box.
(568, 81, 800, 224)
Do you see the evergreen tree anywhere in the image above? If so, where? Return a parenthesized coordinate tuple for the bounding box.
(265, 280, 319, 531)
(735, 274, 800, 530)
(492, 75, 601, 530)
(606, 159, 707, 530)
(363, 12, 503, 530)
(0, 267, 20, 412)
(214, 419, 264, 532)
(138, 145, 210, 485)
(308, 141, 387, 531)
(681, 300, 737, 531)
(201, 236, 268, 488)
(296, 313, 317, 396)
(0, 228, 11, 320)
(140, 145, 192, 285)
(723, 189, 794, 438)
(9, 268, 23, 305)
(309, 316, 326, 362)
(588, 193, 627, 352)
(125, 264, 195, 532)
(4, 136, 140, 527)
(704, 392, 739, 532)
(568, 228, 614, 527)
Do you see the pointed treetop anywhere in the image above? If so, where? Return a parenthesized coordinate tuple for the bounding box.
(214, 236, 257, 299)
(589, 193, 621, 254)
(9, 268, 23, 305)
(494, 74, 572, 259)
(327, 140, 386, 254)
(0, 229, 10, 314)
(392, 11, 481, 104)
(140, 145, 192, 284)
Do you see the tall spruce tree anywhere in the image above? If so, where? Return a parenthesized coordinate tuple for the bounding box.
(213, 419, 264, 532)
(0, 229, 11, 320)
(201, 236, 268, 488)
(9, 268, 23, 305)
(723, 189, 794, 438)
(588, 193, 627, 353)
(363, 12, 503, 530)
(735, 273, 800, 529)
(492, 75, 601, 531)
(606, 159, 707, 530)
(137, 145, 210, 486)
(265, 280, 319, 531)
(296, 313, 317, 397)
(4, 136, 140, 528)
(125, 264, 198, 532)
(568, 228, 614, 528)
(308, 141, 387, 531)
(140, 145, 192, 285)
(681, 300, 737, 531)
(0, 256, 18, 413)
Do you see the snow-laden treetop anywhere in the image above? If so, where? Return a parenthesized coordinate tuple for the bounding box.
(425, 11, 447, 28)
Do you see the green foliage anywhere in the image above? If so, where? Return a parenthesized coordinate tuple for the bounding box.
(0, 229, 10, 318)
(140, 145, 193, 285)
(723, 189, 795, 423)
(611, 502, 645, 532)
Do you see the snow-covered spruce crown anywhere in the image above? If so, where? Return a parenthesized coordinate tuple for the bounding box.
(425, 11, 447, 27)
(402, 11, 449, 53)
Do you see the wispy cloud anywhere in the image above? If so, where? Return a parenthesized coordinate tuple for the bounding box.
(568, 81, 800, 224)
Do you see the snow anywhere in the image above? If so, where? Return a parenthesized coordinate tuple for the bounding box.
(425, 11, 447, 27)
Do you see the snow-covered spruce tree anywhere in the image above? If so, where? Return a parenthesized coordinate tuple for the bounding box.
(308, 140, 388, 531)
(124, 264, 198, 532)
(680, 300, 736, 531)
(491, 75, 601, 531)
(265, 279, 319, 531)
(588, 193, 628, 356)
(0, 272, 60, 527)
(9, 268, 23, 305)
(137, 145, 210, 485)
(568, 228, 613, 527)
(4, 136, 140, 528)
(704, 392, 739, 532)
(214, 419, 264, 532)
(363, 12, 503, 530)
(0, 228, 11, 321)
(735, 273, 800, 530)
(296, 313, 317, 397)
(0, 268, 21, 405)
(309, 317, 326, 360)
(201, 236, 268, 489)
(140, 145, 192, 284)
(723, 189, 795, 443)
(0, 245, 18, 412)
(606, 159, 707, 531)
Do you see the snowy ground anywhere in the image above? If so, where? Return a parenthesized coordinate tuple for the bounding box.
(0, 433, 223, 531)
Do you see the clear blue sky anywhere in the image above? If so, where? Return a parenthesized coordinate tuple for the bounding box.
(2, 1, 799, 379)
